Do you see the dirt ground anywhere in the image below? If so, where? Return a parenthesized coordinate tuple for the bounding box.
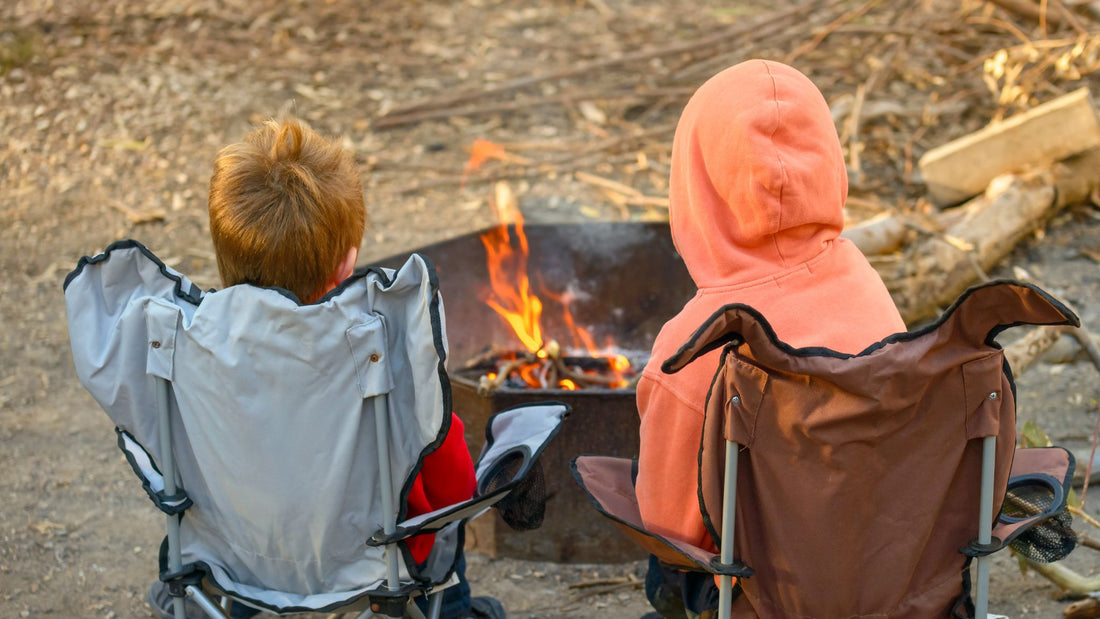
(3, 1, 1100, 617)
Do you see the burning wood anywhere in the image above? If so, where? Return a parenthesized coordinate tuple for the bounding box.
(464, 340, 643, 396)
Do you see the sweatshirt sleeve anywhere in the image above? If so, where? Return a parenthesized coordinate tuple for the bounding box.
(419, 412, 477, 508)
(635, 370, 718, 554)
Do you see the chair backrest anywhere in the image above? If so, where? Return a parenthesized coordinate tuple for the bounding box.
(660, 280, 1079, 617)
(64, 240, 457, 610)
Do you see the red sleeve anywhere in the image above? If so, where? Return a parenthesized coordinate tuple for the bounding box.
(404, 413, 476, 565)
(417, 412, 476, 509)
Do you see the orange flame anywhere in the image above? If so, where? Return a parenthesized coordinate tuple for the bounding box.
(477, 178, 635, 389)
(540, 286, 600, 354)
(462, 139, 511, 188)
(480, 185, 543, 352)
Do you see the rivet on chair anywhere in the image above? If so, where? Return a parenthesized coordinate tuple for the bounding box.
(988, 391, 998, 400)
(369, 353, 381, 363)
(730, 395, 741, 405)
(150, 341, 161, 349)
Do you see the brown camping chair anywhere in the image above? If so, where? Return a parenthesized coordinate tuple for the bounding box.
(572, 281, 1079, 618)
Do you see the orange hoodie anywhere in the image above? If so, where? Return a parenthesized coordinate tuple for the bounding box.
(635, 60, 907, 552)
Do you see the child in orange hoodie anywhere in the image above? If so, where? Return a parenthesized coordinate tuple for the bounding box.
(635, 60, 906, 616)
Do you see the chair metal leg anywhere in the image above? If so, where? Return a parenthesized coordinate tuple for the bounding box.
(371, 395, 402, 593)
(426, 589, 444, 619)
(717, 440, 739, 619)
(975, 435, 996, 618)
(186, 585, 230, 618)
(155, 378, 188, 619)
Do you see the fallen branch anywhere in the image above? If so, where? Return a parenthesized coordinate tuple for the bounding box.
(786, 0, 883, 63)
(1023, 558, 1100, 596)
(567, 579, 643, 602)
(986, 0, 1088, 34)
(828, 97, 970, 126)
(373, 89, 690, 130)
(568, 577, 633, 589)
(377, 2, 829, 121)
(396, 124, 676, 195)
(111, 200, 166, 224)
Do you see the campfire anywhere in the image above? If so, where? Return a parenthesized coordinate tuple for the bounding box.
(377, 214, 693, 563)
(463, 182, 645, 395)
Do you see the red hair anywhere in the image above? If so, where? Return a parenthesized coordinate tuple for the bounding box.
(208, 118, 366, 303)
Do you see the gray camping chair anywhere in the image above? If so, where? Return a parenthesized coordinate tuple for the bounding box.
(574, 281, 1078, 618)
(65, 240, 568, 618)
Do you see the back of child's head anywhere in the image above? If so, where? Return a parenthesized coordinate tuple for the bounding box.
(208, 117, 366, 303)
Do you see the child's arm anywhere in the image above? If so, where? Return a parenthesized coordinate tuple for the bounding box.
(419, 413, 477, 508)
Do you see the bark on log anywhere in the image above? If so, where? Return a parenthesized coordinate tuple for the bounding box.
(880, 147, 1100, 324)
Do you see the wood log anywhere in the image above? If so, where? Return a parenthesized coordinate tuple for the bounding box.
(918, 88, 1100, 206)
(1004, 325, 1069, 376)
(1065, 597, 1100, 619)
(880, 147, 1100, 324)
(841, 212, 912, 256)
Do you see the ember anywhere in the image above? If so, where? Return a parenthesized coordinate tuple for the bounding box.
(471, 182, 647, 393)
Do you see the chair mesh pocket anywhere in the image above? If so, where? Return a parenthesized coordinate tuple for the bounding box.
(480, 451, 548, 531)
(1001, 480, 1077, 563)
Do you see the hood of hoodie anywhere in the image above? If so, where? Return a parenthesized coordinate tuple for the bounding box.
(669, 59, 848, 288)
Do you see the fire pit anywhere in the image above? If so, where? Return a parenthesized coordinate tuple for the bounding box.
(379, 220, 693, 562)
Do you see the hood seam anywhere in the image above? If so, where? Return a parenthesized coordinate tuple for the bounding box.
(764, 60, 789, 270)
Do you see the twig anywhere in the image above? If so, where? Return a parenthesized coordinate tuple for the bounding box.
(568, 580, 644, 602)
(786, 0, 882, 63)
(373, 90, 684, 130)
(379, 2, 828, 120)
(666, 4, 843, 84)
(1068, 327, 1100, 379)
(846, 82, 867, 185)
(476, 356, 534, 396)
(575, 171, 645, 199)
(110, 200, 166, 224)
(966, 14, 1037, 47)
(551, 355, 629, 388)
(575, 171, 669, 208)
(844, 195, 893, 213)
(396, 124, 676, 195)
(1069, 505, 1100, 530)
(398, 167, 551, 196)
(986, 0, 1088, 34)
(1078, 532, 1100, 551)
(568, 576, 633, 589)
(1081, 401, 1100, 507)
(1021, 557, 1100, 595)
(842, 35, 904, 186)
